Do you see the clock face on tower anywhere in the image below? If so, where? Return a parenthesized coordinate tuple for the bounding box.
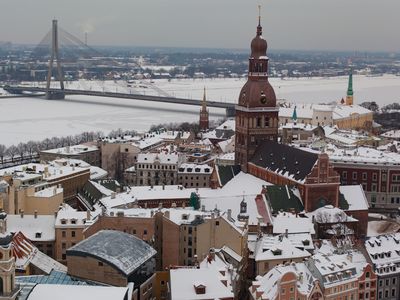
(260, 91, 267, 104)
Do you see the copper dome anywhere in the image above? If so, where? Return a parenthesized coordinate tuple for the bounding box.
(250, 23, 267, 58)
(238, 80, 276, 108)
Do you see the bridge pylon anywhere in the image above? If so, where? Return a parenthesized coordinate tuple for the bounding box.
(46, 19, 65, 100)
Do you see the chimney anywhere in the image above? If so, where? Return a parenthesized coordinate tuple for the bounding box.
(164, 210, 170, 219)
(54, 210, 58, 218)
(285, 228, 289, 238)
(227, 209, 232, 221)
(158, 203, 163, 209)
(34, 210, 38, 219)
(20, 210, 24, 218)
(111, 192, 116, 199)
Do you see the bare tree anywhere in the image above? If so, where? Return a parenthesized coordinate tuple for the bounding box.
(42, 138, 52, 150)
(16, 143, 26, 160)
(6, 145, 18, 162)
(0, 144, 5, 164)
(26, 141, 37, 158)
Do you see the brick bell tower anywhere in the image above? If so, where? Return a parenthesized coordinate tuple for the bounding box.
(235, 8, 279, 172)
(199, 87, 209, 131)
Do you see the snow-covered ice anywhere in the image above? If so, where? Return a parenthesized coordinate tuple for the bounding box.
(1, 75, 400, 146)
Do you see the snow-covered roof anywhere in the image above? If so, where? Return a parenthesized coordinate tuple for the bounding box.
(89, 166, 108, 180)
(100, 185, 198, 209)
(0, 160, 90, 182)
(254, 235, 312, 262)
(218, 152, 235, 161)
(339, 185, 369, 211)
(170, 268, 234, 300)
(178, 163, 212, 174)
(307, 205, 358, 224)
(381, 129, 400, 140)
(280, 122, 317, 131)
(216, 119, 235, 131)
(272, 212, 315, 235)
(13, 232, 67, 274)
(365, 233, 400, 275)
(27, 284, 129, 300)
(137, 152, 180, 164)
(251, 262, 315, 299)
(67, 230, 156, 276)
(200, 172, 273, 226)
(35, 187, 63, 198)
(55, 204, 92, 227)
(279, 103, 371, 121)
(326, 145, 400, 166)
(7, 214, 55, 242)
(41, 145, 99, 156)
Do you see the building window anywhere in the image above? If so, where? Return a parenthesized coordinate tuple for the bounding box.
(62, 231, 66, 238)
(372, 173, 377, 181)
(62, 254, 66, 260)
(343, 171, 347, 179)
(362, 172, 367, 180)
(62, 243, 66, 249)
(71, 231, 76, 238)
(371, 183, 377, 192)
(352, 172, 357, 180)
(144, 229, 147, 235)
(215, 221, 220, 226)
(98, 261, 103, 266)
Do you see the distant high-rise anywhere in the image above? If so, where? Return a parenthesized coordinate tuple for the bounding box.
(235, 11, 279, 172)
(199, 87, 209, 131)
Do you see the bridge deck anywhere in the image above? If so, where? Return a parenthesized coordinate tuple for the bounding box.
(3, 86, 235, 109)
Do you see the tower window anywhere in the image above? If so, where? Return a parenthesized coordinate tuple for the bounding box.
(256, 117, 261, 128)
(265, 117, 269, 127)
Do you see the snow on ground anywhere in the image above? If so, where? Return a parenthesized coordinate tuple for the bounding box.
(1, 75, 400, 146)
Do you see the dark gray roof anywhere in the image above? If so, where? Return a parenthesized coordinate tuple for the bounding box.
(264, 185, 304, 213)
(217, 165, 241, 186)
(67, 230, 156, 276)
(250, 141, 319, 182)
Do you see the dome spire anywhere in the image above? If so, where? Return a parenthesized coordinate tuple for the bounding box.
(257, 5, 262, 36)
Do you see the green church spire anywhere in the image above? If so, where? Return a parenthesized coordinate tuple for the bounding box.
(292, 106, 298, 122)
(347, 69, 353, 96)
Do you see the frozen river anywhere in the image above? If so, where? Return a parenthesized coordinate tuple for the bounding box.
(0, 75, 399, 146)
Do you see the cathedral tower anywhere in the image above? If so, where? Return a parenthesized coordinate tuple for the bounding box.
(235, 9, 279, 172)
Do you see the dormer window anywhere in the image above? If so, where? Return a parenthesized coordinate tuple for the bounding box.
(194, 284, 206, 295)
(71, 219, 77, 225)
(61, 219, 67, 225)
(35, 232, 42, 238)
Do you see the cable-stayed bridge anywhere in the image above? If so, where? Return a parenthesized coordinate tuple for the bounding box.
(5, 20, 236, 117)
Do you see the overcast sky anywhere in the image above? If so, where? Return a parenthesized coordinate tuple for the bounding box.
(1, 0, 399, 52)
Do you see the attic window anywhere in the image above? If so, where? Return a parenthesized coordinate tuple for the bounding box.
(35, 232, 42, 238)
(61, 219, 67, 225)
(205, 168, 210, 173)
(272, 248, 282, 256)
(71, 219, 77, 224)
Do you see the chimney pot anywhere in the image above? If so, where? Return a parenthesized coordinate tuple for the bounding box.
(34, 210, 38, 218)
